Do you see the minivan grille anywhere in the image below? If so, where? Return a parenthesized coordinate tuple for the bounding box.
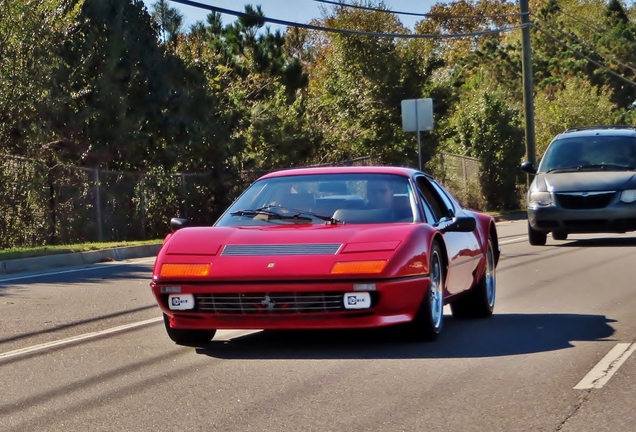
(555, 192, 615, 209)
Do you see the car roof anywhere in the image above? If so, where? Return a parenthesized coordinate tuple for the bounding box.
(555, 125, 636, 140)
(258, 165, 422, 180)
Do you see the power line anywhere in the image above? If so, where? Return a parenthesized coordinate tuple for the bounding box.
(533, 0, 636, 74)
(535, 0, 605, 35)
(532, 14, 636, 75)
(533, 24, 636, 88)
(170, 0, 528, 39)
(312, 0, 526, 20)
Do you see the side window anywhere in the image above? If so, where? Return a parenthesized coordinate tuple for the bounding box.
(430, 180, 457, 214)
(417, 191, 437, 223)
(415, 176, 453, 223)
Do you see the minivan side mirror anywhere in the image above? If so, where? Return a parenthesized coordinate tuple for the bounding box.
(520, 161, 537, 175)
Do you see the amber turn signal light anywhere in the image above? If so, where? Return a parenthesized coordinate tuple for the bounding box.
(331, 260, 387, 274)
(159, 263, 211, 277)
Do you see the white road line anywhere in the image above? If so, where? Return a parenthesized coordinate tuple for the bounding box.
(574, 343, 636, 390)
(0, 319, 261, 361)
(0, 258, 157, 282)
(499, 236, 528, 245)
(0, 317, 163, 361)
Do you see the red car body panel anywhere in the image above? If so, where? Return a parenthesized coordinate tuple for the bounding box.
(150, 166, 498, 333)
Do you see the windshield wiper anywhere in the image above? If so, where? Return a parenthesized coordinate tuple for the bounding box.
(545, 163, 633, 173)
(231, 206, 341, 224)
(545, 167, 575, 173)
(230, 207, 311, 221)
(574, 163, 633, 171)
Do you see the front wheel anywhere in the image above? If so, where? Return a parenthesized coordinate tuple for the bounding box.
(552, 231, 568, 241)
(450, 237, 496, 319)
(528, 223, 547, 246)
(163, 314, 216, 346)
(403, 242, 444, 341)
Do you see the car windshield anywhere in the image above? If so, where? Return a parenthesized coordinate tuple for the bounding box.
(538, 136, 636, 173)
(215, 173, 415, 226)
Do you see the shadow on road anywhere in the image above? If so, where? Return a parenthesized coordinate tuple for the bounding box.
(195, 313, 616, 360)
(558, 236, 636, 247)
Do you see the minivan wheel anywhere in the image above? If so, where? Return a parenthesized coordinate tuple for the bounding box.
(528, 223, 547, 246)
(552, 231, 568, 241)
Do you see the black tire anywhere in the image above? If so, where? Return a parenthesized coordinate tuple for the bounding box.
(528, 223, 547, 246)
(552, 231, 568, 241)
(450, 237, 496, 319)
(163, 314, 216, 346)
(403, 242, 444, 342)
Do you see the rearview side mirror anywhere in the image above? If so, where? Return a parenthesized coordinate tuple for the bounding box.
(439, 216, 476, 233)
(520, 161, 537, 175)
(170, 217, 188, 232)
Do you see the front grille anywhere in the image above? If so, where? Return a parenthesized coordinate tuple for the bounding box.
(555, 192, 615, 209)
(221, 244, 341, 256)
(194, 292, 348, 314)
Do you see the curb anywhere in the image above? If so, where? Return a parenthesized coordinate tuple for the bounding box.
(493, 211, 527, 223)
(0, 244, 163, 276)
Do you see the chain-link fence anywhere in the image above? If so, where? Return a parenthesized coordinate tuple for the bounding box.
(0, 155, 380, 249)
(426, 152, 485, 210)
(0, 155, 218, 248)
(1, 153, 483, 249)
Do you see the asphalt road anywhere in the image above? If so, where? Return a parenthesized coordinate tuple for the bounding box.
(1, 220, 635, 432)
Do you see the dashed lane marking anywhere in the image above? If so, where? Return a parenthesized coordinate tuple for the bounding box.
(574, 342, 636, 390)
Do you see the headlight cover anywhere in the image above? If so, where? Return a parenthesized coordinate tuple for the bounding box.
(529, 191, 553, 207)
(620, 189, 636, 203)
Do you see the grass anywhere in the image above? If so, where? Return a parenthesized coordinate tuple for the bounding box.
(0, 239, 164, 261)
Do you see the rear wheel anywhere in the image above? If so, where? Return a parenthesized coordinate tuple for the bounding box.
(552, 231, 568, 241)
(528, 223, 547, 246)
(163, 314, 216, 346)
(403, 242, 444, 341)
(450, 237, 496, 319)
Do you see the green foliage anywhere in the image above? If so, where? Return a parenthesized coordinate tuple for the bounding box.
(534, 76, 621, 157)
(177, 5, 313, 174)
(443, 87, 525, 211)
(0, 0, 83, 155)
(150, 0, 183, 45)
(306, 3, 425, 166)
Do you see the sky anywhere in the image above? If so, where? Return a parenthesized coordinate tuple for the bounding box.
(142, 0, 443, 32)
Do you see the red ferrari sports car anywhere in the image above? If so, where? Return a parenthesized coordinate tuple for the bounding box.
(150, 166, 500, 345)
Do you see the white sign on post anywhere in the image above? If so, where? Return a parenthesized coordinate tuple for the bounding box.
(401, 98, 434, 171)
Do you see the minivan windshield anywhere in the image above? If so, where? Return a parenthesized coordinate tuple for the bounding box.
(538, 136, 636, 173)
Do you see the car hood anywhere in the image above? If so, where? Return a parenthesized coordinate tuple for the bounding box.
(154, 224, 426, 281)
(534, 171, 636, 193)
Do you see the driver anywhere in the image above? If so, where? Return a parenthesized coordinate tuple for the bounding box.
(366, 179, 396, 209)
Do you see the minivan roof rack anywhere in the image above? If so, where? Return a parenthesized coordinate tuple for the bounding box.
(563, 125, 636, 133)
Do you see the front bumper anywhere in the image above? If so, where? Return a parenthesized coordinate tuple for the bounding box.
(528, 203, 636, 233)
(151, 277, 429, 330)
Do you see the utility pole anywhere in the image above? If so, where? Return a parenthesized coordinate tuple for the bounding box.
(520, 0, 537, 167)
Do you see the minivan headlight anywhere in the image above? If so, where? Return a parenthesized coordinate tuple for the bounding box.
(529, 191, 553, 206)
(620, 189, 636, 203)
